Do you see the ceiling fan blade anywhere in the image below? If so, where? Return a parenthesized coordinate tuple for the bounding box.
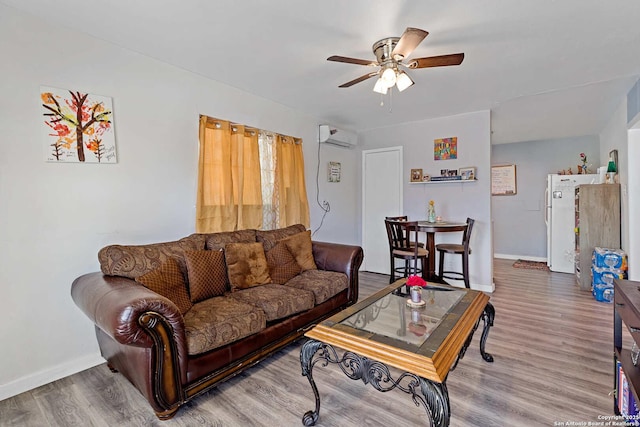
(338, 72, 379, 88)
(391, 27, 429, 60)
(328, 55, 378, 66)
(407, 53, 465, 69)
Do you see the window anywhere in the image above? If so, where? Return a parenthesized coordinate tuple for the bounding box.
(196, 116, 310, 232)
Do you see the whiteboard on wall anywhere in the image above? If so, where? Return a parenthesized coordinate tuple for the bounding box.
(491, 164, 517, 195)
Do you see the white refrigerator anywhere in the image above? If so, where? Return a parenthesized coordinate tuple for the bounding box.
(545, 174, 598, 273)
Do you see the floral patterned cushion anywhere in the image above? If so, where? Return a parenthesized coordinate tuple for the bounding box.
(135, 258, 193, 314)
(285, 270, 348, 304)
(98, 234, 205, 279)
(184, 296, 266, 355)
(227, 284, 314, 321)
(255, 224, 306, 251)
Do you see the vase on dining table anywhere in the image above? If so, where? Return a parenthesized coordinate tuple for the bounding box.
(427, 204, 436, 223)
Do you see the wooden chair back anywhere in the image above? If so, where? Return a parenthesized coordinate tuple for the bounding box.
(462, 217, 475, 252)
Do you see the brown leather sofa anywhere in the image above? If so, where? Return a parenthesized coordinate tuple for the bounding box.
(71, 225, 363, 420)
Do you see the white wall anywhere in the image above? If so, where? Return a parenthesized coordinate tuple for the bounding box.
(357, 111, 493, 291)
(628, 127, 640, 280)
(492, 135, 600, 260)
(308, 142, 360, 244)
(0, 6, 360, 399)
(599, 100, 630, 260)
(624, 80, 640, 280)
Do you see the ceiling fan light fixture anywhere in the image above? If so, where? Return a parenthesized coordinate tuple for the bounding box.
(396, 71, 414, 92)
(381, 66, 397, 88)
(373, 77, 388, 94)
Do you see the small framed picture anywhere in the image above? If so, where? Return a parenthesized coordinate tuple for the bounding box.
(328, 161, 341, 182)
(447, 169, 458, 177)
(410, 168, 423, 182)
(460, 167, 476, 180)
(440, 169, 449, 176)
(422, 174, 431, 182)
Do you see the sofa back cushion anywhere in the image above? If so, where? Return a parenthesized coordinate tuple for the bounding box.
(255, 224, 306, 251)
(282, 230, 317, 271)
(224, 242, 272, 291)
(204, 229, 257, 251)
(184, 250, 229, 303)
(265, 241, 302, 284)
(135, 258, 193, 314)
(98, 234, 206, 279)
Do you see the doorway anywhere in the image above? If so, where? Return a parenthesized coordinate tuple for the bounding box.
(362, 146, 403, 274)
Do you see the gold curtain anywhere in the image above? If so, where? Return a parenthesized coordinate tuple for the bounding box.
(274, 135, 310, 228)
(196, 116, 263, 232)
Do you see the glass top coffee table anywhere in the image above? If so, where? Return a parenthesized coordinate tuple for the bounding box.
(300, 279, 494, 427)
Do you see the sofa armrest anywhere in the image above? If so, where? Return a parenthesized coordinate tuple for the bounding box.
(312, 241, 364, 304)
(71, 272, 189, 378)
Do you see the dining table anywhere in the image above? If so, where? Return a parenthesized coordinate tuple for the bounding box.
(417, 220, 468, 281)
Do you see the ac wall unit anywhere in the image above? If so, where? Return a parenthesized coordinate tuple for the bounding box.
(319, 124, 357, 148)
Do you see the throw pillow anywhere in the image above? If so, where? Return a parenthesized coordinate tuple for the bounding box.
(224, 242, 272, 291)
(282, 230, 317, 271)
(265, 241, 302, 284)
(184, 249, 228, 303)
(135, 258, 193, 314)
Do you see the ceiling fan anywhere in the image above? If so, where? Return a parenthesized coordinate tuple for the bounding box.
(327, 27, 464, 94)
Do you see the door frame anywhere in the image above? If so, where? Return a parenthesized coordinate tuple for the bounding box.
(361, 146, 403, 273)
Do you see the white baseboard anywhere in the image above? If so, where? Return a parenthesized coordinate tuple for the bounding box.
(494, 253, 547, 263)
(473, 282, 496, 293)
(443, 278, 495, 293)
(0, 353, 104, 401)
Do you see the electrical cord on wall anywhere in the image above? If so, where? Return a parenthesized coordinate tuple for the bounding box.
(312, 130, 330, 237)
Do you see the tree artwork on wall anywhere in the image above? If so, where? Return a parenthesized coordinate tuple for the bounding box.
(41, 86, 117, 163)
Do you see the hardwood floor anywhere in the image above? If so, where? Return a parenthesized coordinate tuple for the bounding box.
(0, 259, 619, 426)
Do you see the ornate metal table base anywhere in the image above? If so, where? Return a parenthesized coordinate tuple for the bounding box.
(480, 302, 495, 362)
(449, 301, 495, 372)
(299, 302, 495, 427)
(300, 339, 450, 427)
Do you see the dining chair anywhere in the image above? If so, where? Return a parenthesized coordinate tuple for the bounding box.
(436, 217, 475, 288)
(384, 219, 429, 284)
(384, 216, 424, 248)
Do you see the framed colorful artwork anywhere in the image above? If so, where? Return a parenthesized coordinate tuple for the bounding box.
(41, 86, 117, 163)
(434, 137, 457, 160)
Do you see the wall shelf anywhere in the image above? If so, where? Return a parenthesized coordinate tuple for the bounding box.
(409, 179, 478, 185)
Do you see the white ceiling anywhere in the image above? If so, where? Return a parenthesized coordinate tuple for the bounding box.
(5, 0, 640, 144)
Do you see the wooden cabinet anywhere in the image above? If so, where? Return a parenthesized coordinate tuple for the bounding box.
(574, 184, 620, 291)
(614, 279, 640, 415)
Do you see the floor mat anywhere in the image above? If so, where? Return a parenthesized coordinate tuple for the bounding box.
(512, 259, 550, 271)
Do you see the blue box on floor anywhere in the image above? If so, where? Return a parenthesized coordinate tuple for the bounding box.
(593, 283, 614, 303)
(593, 247, 626, 269)
(592, 266, 625, 286)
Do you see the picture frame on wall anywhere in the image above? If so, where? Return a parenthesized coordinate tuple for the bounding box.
(459, 167, 476, 180)
(328, 161, 341, 182)
(410, 168, 423, 182)
(491, 164, 517, 195)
